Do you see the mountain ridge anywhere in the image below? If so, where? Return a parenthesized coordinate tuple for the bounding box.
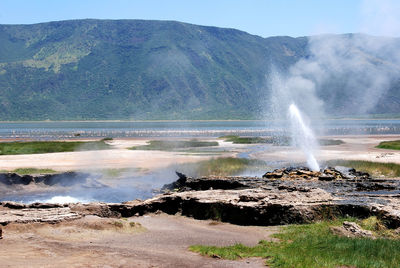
(0, 19, 398, 120)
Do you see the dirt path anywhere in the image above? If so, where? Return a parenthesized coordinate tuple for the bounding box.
(0, 213, 278, 267)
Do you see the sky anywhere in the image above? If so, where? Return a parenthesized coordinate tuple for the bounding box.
(0, 0, 398, 37)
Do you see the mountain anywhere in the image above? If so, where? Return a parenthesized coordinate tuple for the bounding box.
(0, 19, 398, 120)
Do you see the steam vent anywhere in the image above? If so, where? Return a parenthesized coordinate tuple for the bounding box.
(2, 167, 399, 228)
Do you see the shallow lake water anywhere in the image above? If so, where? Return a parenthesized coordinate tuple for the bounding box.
(0, 119, 400, 139)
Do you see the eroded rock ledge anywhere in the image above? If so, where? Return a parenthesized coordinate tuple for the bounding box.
(1, 167, 400, 228)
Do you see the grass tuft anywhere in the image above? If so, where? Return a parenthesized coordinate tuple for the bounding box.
(190, 217, 400, 267)
(376, 140, 400, 150)
(220, 135, 277, 144)
(195, 157, 267, 176)
(0, 140, 111, 155)
(318, 139, 344, 146)
(220, 135, 343, 146)
(326, 159, 400, 177)
(12, 168, 57, 175)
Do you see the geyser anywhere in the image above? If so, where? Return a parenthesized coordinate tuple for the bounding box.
(288, 103, 320, 171)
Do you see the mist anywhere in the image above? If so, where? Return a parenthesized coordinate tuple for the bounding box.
(263, 0, 400, 168)
(268, 0, 400, 120)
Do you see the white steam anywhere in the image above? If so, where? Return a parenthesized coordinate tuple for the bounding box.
(288, 103, 320, 171)
(267, 0, 400, 167)
(269, 0, 400, 118)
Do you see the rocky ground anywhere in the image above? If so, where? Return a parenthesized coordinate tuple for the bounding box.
(106, 167, 400, 227)
(1, 167, 400, 267)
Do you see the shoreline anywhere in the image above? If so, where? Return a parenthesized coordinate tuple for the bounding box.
(1, 117, 400, 123)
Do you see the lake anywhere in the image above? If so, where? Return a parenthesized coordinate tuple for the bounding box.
(0, 119, 399, 140)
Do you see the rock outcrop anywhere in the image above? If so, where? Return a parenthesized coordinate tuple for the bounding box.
(1, 167, 400, 229)
(262, 167, 370, 181)
(0, 172, 91, 186)
(0, 202, 81, 225)
(114, 167, 400, 227)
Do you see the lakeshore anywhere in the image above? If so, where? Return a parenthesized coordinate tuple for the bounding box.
(1, 131, 400, 267)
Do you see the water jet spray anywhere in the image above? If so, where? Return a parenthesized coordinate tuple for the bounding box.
(288, 103, 320, 171)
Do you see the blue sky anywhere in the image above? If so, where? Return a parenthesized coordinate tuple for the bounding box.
(0, 0, 397, 37)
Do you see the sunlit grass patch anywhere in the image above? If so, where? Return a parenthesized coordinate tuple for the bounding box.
(190, 217, 400, 267)
(0, 140, 111, 155)
(326, 159, 400, 177)
(220, 135, 275, 144)
(318, 139, 344, 146)
(12, 168, 58, 175)
(0, 167, 58, 175)
(220, 135, 343, 146)
(376, 140, 400, 150)
(194, 157, 267, 176)
(99, 167, 146, 178)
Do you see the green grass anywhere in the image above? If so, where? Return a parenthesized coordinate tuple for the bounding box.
(194, 157, 267, 176)
(319, 139, 344, 146)
(376, 140, 400, 150)
(0, 167, 58, 175)
(99, 167, 146, 178)
(129, 140, 219, 151)
(327, 159, 400, 177)
(220, 135, 343, 146)
(0, 140, 111, 155)
(220, 135, 275, 144)
(190, 217, 400, 267)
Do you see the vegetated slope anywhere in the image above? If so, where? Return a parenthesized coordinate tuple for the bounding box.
(0, 19, 399, 120)
(0, 19, 307, 120)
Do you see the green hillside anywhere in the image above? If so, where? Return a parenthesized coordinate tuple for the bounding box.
(0, 19, 399, 120)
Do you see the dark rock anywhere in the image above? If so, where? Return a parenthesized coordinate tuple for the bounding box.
(1, 201, 26, 209)
(356, 182, 396, 191)
(28, 203, 65, 209)
(0, 173, 34, 185)
(318, 174, 335, 181)
(263, 170, 283, 179)
(161, 171, 189, 191)
(0, 172, 91, 186)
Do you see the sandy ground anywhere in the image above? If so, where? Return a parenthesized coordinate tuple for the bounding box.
(0, 139, 236, 172)
(254, 135, 400, 165)
(1, 135, 399, 172)
(0, 135, 399, 172)
(0, 213, 278, 268)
